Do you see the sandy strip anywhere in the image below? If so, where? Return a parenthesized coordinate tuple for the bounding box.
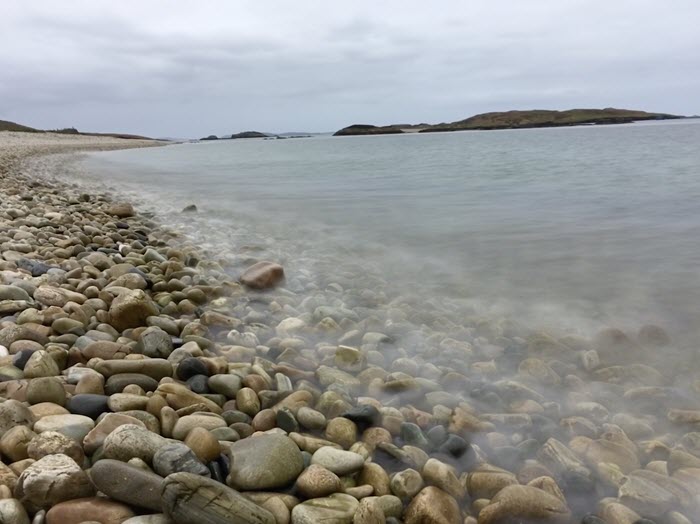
(0, 131, 166, 174)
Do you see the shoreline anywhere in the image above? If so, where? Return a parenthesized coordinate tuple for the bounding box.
(0, 132, 699, 523)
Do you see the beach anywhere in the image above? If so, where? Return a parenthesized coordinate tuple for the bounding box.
(1, 130, 700, 524)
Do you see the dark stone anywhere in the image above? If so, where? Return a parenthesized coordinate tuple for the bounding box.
(341, 405, 380, 429)
(89, 458, 163, 511)
(530, 415, 559, 442)
(259, 390, 290, 409)
(581, 516, 606, 524)
(186, 375, 209, 395)
(230, 423, 253, 439)
(209, 460, 225, 483)
(426, 426, 447, 447)
(12, 349, 35, 371)
(137, 328, 173, 358)
(17, 258, 54, 277)
(490, 446, 522, 471)
(105, 373, 159, 395)
(400, 423, 429, 449)
(562, 470, 595, 494)
(275, 408, 299, 433)
(182, 205, 198, 213)
(222, 411, 251, 425)
(176, 358, 209, 381)
(516, 438, 540, 458)
(67, 394, 110, 419)
(438, 434, 469, 458)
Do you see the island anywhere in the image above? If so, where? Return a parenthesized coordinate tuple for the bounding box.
(0, 119, 154, 140)
(230, 131, 269, 139)
(333, 108, 684, 136)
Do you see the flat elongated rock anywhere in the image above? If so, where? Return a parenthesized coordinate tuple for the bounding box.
(227, 434, 303, 491)
(34, 414, 95, 442)
(291, 493, 358, 524)
(45, 497, 135, 524)
(94, 358, 173, 380)
(311, 447, 365, 476)
(478, 484, 570, 524)
(162, 472, 275, 524)
(89, 459, 163, 511)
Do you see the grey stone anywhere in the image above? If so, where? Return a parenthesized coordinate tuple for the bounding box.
(161, 472, 275, 524)
(89, 459, 164, 512)
(226, 434, 303, 491)
(153, 443, 210, 478)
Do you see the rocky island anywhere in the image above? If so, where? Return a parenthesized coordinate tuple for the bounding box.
(333, 108, 683, 136)
(200, 131, 272, 141)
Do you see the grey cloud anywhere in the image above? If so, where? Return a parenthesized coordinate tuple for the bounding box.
(0, 1, 698, 137)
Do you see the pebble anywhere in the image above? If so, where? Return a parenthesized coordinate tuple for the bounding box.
(296, 464, 342, 498)
(33, 414, 95, 442)
(89, 459, 163, 512)
(311, 447, 365, 476)
(45, 497, 135, 524)
(291, 493, 359, 524)
(27, 431, 84, 464)
(15, 454, 94, 512)
(240, 261, 285, 289)
(404, 486, 460, 524)
(102, 423, 168, 463)
(226, 434, 304, 491)
(26, 377, 66, 406)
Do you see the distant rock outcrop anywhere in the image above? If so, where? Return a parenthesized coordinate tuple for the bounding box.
(230, 131, 270, 139)
(333, 108, 684, 136)
(333, 124, 405, 137)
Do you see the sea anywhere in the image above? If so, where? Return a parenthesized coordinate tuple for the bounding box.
(78, 119, 700, 347)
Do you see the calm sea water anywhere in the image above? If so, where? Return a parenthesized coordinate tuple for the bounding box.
(80, 120, 700, 341)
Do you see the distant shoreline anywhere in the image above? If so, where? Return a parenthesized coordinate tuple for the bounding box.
(333, 107, 685, 136)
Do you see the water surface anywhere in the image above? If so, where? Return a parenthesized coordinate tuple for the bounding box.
(81, 120, 700, 342)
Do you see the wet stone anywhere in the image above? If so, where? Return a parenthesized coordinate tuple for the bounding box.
(227, 434, 304, 491)
(176, 358, 209, 380)
(186, 374, 209, 394)
(342, 405, 380, 430)
(66, 394, 110, 419)
(26, 377, 66, 406)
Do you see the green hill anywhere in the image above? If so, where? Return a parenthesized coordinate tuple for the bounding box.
(0, 119, 153, 140)
(0, 119, 41, 133)
(333, 108, 683, 136)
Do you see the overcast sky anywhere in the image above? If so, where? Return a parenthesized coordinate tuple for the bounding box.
(1, 1, 698, 137)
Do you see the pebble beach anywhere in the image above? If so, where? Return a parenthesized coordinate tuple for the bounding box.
(0, 131, 699, 524)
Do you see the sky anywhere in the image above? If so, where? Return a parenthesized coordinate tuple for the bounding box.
(1, 1, 698, 138)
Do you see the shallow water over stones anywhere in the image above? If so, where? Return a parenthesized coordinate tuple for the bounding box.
(0, 139, 699, 523)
